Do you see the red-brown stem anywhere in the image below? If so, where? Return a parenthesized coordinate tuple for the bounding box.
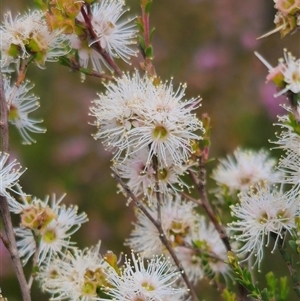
(80, 5, 122, 77)
(189, 159, 231, 252)
(0, 73, 31, 301)
(140, 2, 156, 77)
(151, 155, 162, 223)
(111, 170, 199, 301)
(286, 91, 300, 123)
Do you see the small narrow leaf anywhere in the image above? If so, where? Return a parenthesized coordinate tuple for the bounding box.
(145, 0, 153, 14)
(145, 46, 153, 58)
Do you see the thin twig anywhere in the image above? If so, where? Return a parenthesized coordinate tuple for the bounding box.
(181, 191, 202, 205)
(0, 73, 31, 301)
(27, 242, 40, 289)
(140, 1, 156, 77)
(69, 59, 115, 80)
(152, 155, 162, 223)
(111, 169, 199, 301)
(189, 165, 231, 251)
(190, 155, 251, 300)
(286, 90, 300, 123)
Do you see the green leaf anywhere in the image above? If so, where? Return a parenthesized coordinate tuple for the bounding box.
(221, 289, 237, 301)
(266, 272, 276, 293)
(278, 277, 289, 301)
(145, 0, 153, 14)
(136, 18, 144, 33)
(289, 240, 298, 252)
(58, 56, 71, 67)
(260, 288, 270, 301)
(138, 35, 145, 50)
(145, 46, 153, 58)
(150, 27, 156, 42)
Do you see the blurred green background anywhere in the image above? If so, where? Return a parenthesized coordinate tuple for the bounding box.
(1, 0, 300, 300)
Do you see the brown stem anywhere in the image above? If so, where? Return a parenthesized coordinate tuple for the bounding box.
(189, 159, 231, 252)
(80, 5, 122, 77)
(286, 90, 300, 123)
(0, 73, 31, 301)
(151, 155, 162, 223)
(111, 169, 199, 301)
(27, 242, 39, 290)
(140, 2, 156, 76)
(190, 158, 251, 300)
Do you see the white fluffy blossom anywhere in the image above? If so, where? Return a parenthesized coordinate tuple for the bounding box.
(114, 148, 193, 200)
(3, 76, 45, 144)
(0, 10, 69, 68)
(126, 195, 197, 257)
(37, 242, 107, 301)
(102, 253, 186, 301)
(0, 152, 25, 199)
(228, 184, 297, 268)
(276, 149, 300, 194)
(212, 148, 279, 193)
(71, 0, 137, 73)
(175, 217, 229, 285)
(12, 193, 88, 265)
(90, 71, 204, 168)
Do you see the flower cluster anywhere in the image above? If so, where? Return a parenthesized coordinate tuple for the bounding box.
(37, 242, 108, 301)
(102, 253, 186, 301)
(0, 10, 69, 69)
(212, 148, 279, 196)
(91, 71, 203, 200)
(37, 244, 186, 301)
(9, 192, 88, 265)
(69, 0, 137, 73)
(229, 184, 297, 268)
(126, 195, 229, 284)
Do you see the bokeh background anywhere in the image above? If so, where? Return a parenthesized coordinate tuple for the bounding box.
(1, 0, 300, 300)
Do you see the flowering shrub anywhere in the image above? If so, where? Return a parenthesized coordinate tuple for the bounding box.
(0, 1, 300, 301)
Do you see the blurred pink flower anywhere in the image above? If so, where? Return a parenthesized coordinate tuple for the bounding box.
(241, 31, 260, 50)
(54, 136, 90, 165)
(193, 45, 229, 70)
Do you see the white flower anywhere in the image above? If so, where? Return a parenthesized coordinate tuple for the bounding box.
(212, 148, 279, 193)
(192, 217, 229, 277)
(255, 49, 300, 97)
(175, 217, 230, 285)
(126, 194, 197, 257)
(276, 149, 300, 194)
(13, 194, 88, 265)
(272, 125, 300, 153)
(103, 253, 185, 301)
(90, 71, 145, 156)
(90, 71, 204, 167)
(37, 242, 107, 301)
(3, 76, 45, 144)
(228, 184, 297, 268)
(114, 148, 193, 200)
(0, 10, 69, 68)
(72, 0, 137, 72)
(0, 152, 25, 199)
